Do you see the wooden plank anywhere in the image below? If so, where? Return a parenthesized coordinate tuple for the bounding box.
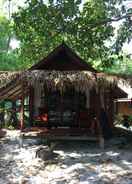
(0, 80, 28, 100)
(29, 86, 34, 126)
(7, 88, 22, 98)
(20, 84, 24, 130)
(21, 133, 104, 149)
(0, 81, 21, 96)
(22, 133, 99, 140)
(7, 87, 29, 100)
(0, 84, 22, 100)
(47, 135, 99, 141)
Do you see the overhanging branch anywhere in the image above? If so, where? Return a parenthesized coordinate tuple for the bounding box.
(89, 13, 132, 29)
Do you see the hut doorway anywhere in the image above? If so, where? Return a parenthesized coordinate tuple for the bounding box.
(33, 86, 90, 128)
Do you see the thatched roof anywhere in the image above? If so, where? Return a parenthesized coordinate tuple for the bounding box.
(22, 70, 132, 88)
(0, 44, 131, 100)
(0, 71, 21, 88)
(30, 43, 96, 72)
(0, 43, 131, 95)
(1, 70, 131, 89)
(0, 70, 130, 100)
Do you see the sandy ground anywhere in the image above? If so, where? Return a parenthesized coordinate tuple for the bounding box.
(0, 129, 132, 184)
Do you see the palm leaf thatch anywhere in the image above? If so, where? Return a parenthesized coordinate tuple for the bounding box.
(0, 71, 21, 88)
(0, 70, 131, 94)
(21, 70, 132, 92)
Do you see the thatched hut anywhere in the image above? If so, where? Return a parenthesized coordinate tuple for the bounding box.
(0, 43, 129, 143)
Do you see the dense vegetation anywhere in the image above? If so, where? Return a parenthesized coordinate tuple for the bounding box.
(0, 0, 132, 73)
(0, 16, 19, 70)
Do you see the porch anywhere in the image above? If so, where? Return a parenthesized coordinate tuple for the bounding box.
(21, 126, 104, 148)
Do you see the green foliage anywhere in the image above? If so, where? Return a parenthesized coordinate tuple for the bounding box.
(0, 16, 28, 70)
(114, 113, 123, 125)
(4, 120, 15, 130)
(114, 114, 132, 126)
(0, 0, 131, 71)
(0, 16, 12, 52)
(128, 115, 132, 123)
(114, 3, 132, 54)
(12, 0, 131, 68)
(103, 55, 132, 74)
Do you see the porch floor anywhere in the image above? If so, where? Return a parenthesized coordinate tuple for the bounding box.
(22, 127, 100, 137)
(21, 127, 103, 148)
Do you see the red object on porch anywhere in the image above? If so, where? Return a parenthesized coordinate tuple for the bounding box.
(40, 113, 48, 122)
(34, 113, 48, 122)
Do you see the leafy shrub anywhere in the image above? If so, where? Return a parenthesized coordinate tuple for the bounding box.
(114, 114, 123, 125)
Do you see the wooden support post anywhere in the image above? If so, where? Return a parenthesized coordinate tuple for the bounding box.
(96, 118, 104, 149)
(20, 85, 24, 130)
(0, 100, 5, 128)
(99, 136, 104, 149)
(12, 100, 18, 127)
(29, 86, 34, 127)
(96, 89, 101, 119)
(19, 133, 24, 148)
(110, 91, 114, 128)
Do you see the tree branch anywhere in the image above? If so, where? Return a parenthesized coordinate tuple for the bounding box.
(89, 13, 132, 29)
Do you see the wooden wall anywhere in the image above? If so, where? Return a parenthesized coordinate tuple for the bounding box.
(28, 86, 115, 128)
(117, 102, 132, 116)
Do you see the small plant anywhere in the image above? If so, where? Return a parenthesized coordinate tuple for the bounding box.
(4, 122, 14, 129)
(7, 125, 15, 130)
(114, 114, 123, 125)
